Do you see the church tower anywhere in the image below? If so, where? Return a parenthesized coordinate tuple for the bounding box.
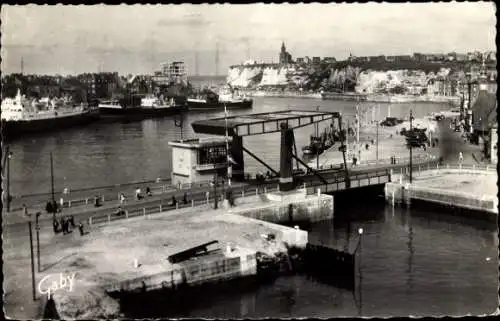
(279, 42, 292, 65)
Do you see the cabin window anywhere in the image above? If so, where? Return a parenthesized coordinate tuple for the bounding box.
(198, 146, 227, 165)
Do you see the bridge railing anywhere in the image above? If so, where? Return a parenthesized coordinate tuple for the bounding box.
(11, 178, 225, 212)
(85, 185, 280, 227)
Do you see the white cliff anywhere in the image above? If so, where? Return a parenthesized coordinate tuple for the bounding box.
(259, 66, 289, 86)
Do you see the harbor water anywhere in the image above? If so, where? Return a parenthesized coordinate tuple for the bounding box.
(6, 84, 498, 317)
(120, 199, 498, 318)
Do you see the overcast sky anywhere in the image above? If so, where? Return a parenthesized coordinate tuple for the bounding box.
(1, 3, 496, 75)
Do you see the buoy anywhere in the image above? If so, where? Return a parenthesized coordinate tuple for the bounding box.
(486, 257, 491, 262)
(133, 259, 139, 268)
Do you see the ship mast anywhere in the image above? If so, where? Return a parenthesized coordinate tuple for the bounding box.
(215, 42, 220, 77)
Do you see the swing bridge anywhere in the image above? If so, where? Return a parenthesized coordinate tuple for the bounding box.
(191, 109, 397, 192)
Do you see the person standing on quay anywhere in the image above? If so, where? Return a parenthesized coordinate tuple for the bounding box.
(120, 193, 126, 205)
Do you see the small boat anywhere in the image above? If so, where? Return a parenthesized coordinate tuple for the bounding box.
(302, 125, 336, 157)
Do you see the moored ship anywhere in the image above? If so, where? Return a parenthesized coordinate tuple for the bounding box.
(97, 94, 187, 121)
(187, 85, 253, 111)
(1, 89, 100, 140)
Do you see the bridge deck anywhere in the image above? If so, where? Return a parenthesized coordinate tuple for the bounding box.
(191, 109, 340, 136)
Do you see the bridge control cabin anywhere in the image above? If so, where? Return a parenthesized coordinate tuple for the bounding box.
(168, 137, 232, 187)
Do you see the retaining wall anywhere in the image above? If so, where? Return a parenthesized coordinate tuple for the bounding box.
(230, 190, 334, 224)
(385, 182, 498, 214)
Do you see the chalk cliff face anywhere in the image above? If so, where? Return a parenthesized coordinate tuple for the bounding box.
(226, 63, 361, 90)
(227, 63, 455, 94)
(227, 65, 263, 88)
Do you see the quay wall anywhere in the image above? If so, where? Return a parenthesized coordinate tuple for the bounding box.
(230, 189, 334, 224)
(384, 182, 498, 214)
(103, 247, 257, 294)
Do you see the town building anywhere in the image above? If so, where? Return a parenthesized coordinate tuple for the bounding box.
(295, 57, 305, 64)
(153, 61, 187, 86)
(394, 55, 412, 62)
(471, 62, 498, 163)
(279, 42, 293, 65)
(312, 57, 321, 64)
(323, 57, 337, 64)
(413, 53, 427, 62)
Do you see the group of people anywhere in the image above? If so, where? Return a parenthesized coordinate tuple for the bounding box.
(52, 215, 84, 236)
(134, 186, 153, 201)
(169, 192, 189, 206)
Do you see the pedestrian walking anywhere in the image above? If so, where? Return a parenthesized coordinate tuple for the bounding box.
(22, 204, 29, 217)
(69, 215, 76, 228)
(94, 195, 102, 207)
(61, 217, 68, 235)
(171, 195, 177, 206)
(78, 221, 85, 236)
(60, 196, 64, 208)
(459, 152, 464, 163)
(183, 192, 188, 205)
(120, 193, 126, 205)
(53, 219, 60, 234)
(146, 186, 152, 197)
(135, 188, 142, 200)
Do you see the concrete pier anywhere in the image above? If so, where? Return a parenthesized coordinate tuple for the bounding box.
(385, 167, 498, 214)
(26, 187, 323, 319)
(229, 188, 334, 224)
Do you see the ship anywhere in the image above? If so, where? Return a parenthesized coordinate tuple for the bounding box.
(187, 85, 253, 111)
(302, 124, 338, 157)
(98, 93, 187, 121)
(1, 89, 100, 140)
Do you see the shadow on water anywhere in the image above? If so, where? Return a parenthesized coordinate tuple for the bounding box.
(113, 276, 271, 318)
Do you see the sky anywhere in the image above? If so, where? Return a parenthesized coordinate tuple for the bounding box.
(1, 2, 497, 76)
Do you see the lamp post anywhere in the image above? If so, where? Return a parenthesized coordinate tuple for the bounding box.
(36, 212, 41, 273)
(409, 109, 414, 184)
(376, 104, 379, 164)
(6, 148, 13, 212)
(28, 221, 36, 301)
(356, 227, 363, 316)
(212, 155, 218, 210)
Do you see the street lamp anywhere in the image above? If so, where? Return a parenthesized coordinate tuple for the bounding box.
(6, 149, 13, 212)
(36, 212, 41, 273)
(28, 221, 36, 301)
(211, 154, 218, 210)
(409, 109, 414, 184)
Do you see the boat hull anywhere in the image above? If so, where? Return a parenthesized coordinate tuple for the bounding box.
(98, 105, 187, 122)
(187, 100, 253, 111)
(1, 109, 100, 141)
